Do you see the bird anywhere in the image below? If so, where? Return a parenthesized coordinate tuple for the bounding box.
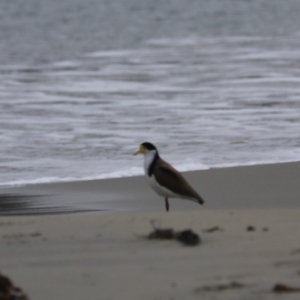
(134, 142, 205, 211)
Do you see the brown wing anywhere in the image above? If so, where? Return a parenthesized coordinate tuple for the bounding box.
(153, 158, 205, 204)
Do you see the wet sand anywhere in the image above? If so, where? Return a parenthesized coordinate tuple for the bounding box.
(1, 162, 300, 299)
(0, 161, 300, 214)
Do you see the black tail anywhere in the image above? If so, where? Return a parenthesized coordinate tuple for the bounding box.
(198, 197, 205, 205)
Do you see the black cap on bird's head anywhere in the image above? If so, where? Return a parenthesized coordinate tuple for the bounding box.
(141, 142, 157, 151)
(134, 142, 158, 155)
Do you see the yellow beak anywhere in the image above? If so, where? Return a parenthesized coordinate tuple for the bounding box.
(134, 145, 145, 155)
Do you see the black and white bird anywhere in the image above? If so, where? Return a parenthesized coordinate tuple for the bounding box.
(134, 142, 205, 211)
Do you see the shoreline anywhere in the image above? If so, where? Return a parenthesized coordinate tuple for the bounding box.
(2, 158, 299, 189)
(0, 161, 300, 215)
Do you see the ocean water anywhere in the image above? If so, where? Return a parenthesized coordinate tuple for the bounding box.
(1, 1, 300, 187)
(1, 36, 300, 186)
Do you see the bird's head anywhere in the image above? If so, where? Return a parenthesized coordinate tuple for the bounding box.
(134, 142, 158, 156)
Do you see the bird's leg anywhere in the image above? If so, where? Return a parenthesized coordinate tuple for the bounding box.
(165, 197, 169, 212)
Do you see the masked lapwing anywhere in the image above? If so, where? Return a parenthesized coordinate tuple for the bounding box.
(134, 142, 205, 211)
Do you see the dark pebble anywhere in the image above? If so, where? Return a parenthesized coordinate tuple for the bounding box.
(246, 226, 255, 231)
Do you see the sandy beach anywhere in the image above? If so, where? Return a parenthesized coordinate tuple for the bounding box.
(2, 1, 300, 298)
(1, 162, 300, 299)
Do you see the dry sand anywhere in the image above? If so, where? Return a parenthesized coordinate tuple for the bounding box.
(1, 210, 300, 300)
(1, 162, 300, 299)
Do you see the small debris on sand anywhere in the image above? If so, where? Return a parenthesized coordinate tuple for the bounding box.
(202, 226, 224, 233)
(195, 281, 245, 293)
(246, 225, 256, 231)
(0, 273, 30, 300)
(273, 283, 300, 293)
(148, 229, 174, 240)
(147, 228, 200, 246)
(175, 230, 200, 246)
(291, 248, 300, 255)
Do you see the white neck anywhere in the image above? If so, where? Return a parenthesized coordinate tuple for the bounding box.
(143, 150, 157, 176)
